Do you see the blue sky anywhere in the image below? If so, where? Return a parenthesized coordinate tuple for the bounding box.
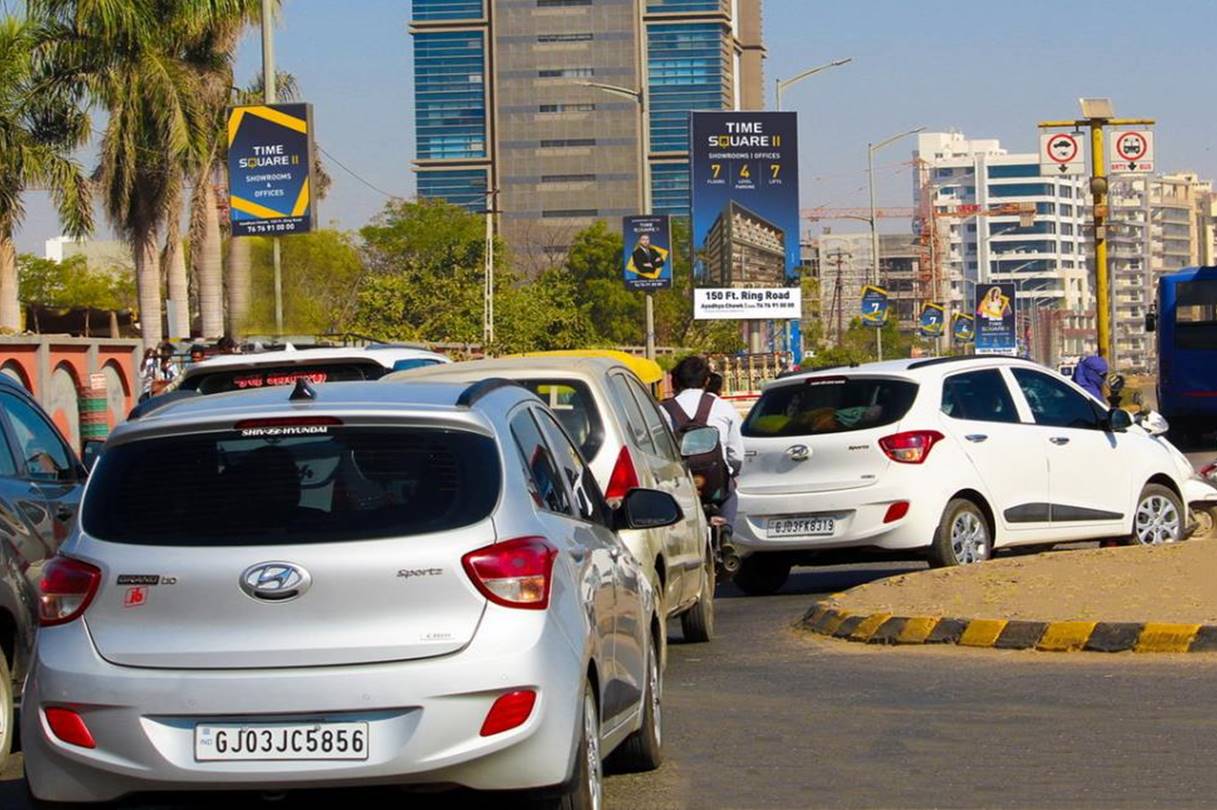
(13, 0, 1217, 252)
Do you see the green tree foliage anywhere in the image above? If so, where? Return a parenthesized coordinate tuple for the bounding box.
(564, 218, 744, 353)
(18, 254, 135, 312)
(805, 316, 926, 368)
(244, 229, 364, 335)
(352, 199, 592, 351)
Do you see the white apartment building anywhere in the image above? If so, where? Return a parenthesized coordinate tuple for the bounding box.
(913, 132, 1095, 360)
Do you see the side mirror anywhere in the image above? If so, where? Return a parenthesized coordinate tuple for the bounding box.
(615, 488, 683, 531)
(1144, 312, 1157, 333)
(1106, 408, 1134, 433)
(1134, 409, 1170, 437)
(679, 426, 720, 457)
(80, 439, 104, 473)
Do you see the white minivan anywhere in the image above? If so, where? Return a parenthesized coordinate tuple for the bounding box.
(731, 356, 1194, 595)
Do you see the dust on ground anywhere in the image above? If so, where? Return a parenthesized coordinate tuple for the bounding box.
(827, 541, 1217, 625)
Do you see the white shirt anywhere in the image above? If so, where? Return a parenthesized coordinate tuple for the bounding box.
(664, 389, 744, 473)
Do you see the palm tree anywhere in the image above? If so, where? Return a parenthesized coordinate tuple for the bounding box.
(31, 0, 239, 347)
(0, 15, 92, 332)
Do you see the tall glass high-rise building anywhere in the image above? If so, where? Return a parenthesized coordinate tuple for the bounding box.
(409, 0, 765, 268)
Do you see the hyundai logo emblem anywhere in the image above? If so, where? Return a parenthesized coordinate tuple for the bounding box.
(786, 445, 811, 462)
(239, 562, 311, 602)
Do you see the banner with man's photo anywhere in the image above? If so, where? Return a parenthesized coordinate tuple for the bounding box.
(974, 282, 1017, 355)
(690, 111, 801, 320)
(622, 215, 672, 291)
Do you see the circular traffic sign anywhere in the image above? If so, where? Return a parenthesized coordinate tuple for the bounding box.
(1116, 131, 1149, 163)
(1046, 133, 1079, 164)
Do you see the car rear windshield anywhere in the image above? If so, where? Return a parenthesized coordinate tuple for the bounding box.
(516, 379, 605, 462)
(743, 377, 918, 438)
(82, 426, 500, 546)
(183, 362, 385, 394)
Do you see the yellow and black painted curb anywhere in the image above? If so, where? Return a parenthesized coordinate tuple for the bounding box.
(798, 603, 1217, 654)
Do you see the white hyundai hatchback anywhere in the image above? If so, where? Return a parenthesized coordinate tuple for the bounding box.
(732, 356, 1193, 595)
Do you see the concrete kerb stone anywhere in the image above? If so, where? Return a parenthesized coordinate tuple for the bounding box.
(797, 607, 1217, 654)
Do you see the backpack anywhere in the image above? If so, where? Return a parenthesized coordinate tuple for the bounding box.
(661, 393, 731, 505)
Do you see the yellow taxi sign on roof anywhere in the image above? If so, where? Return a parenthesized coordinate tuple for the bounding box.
(511, 350, 665, 385)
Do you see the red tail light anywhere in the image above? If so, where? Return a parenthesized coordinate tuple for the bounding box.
(45, 707, 96, 748)
(39, 557, 101, 627)
(1201, 461, 1217, 480)
(604, 446, 640, 501)
(462, 537, 558, 610)
(879, 431, 944, 464)
(480, 690, 538, 736)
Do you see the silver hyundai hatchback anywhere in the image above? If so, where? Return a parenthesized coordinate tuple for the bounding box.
(23, 379, 677, 807)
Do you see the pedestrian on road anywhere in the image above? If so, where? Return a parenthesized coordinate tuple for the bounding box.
(138, 347, 158, 402)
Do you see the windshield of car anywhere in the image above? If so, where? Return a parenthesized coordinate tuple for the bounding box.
(183, 362, 385, 394)
(516, 379, 605, 462)
(82, 425, 500, 546)
(743, 376, 918, 437)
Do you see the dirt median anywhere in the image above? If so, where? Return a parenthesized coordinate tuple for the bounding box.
(828, 541, 1217, 625)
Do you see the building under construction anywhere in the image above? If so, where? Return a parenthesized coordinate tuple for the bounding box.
(703, 201, 787, 288)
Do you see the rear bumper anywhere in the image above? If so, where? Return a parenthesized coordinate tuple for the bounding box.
(23, 607, 586, 803)
(733, 483, 941, 555)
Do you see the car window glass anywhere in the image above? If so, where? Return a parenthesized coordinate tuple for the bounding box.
(941, 370, 1020, 424)
(533, 409, 609, 526)
(626, 377, 680, 461)
(2, 392, 72, 481)
(0, 416, 15, 477)
(516, 379, 605, 462)
(743, 377, 918, 437)
(509, 409, 570, 515)
(1011, 368, 1103, 430)
(82, 426, 500, 546)
(607, 373, 656, 453)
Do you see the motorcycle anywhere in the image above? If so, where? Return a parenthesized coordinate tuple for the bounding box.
(678, 426, 742, 582)
(1134, 407, 1217, 541)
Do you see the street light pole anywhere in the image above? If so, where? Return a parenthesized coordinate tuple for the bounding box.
(579, 68, 656, 359)
(260, 0, 283, 336)
(867, 126, 925, 361)
(774, 57, 852, 364)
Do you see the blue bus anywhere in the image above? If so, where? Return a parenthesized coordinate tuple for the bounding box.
(1149, 266, 1217, 440)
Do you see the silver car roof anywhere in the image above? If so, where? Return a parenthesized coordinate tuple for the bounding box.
(110, 380, 536, 444)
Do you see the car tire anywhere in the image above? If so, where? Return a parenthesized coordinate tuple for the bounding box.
(1127, 484, 1184, 546)
(679, 549, 715, 643)
(609, 633, 663, 773)
(0, 651, 11, 769)
(1192, 506, 1217, 541)
(531, 682, 601, 810)
(733, 555, 790, 596)
(929, 498, 992, 567)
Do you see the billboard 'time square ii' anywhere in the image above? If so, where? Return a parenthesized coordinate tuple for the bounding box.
(691, 112, 801, 320)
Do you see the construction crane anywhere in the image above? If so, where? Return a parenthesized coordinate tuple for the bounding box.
(803, 207, 916, 222)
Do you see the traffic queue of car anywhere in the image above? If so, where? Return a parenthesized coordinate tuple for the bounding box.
(2, 346, 1215, 808)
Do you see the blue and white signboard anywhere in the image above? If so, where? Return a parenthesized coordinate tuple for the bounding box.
(227, 103, 314, 236)
(918, 302, 945, 338)
(952, 312, 975, 345)
(860, 285, 889, 327)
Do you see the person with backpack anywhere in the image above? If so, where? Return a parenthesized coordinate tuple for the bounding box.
(661, 355, 744, 526)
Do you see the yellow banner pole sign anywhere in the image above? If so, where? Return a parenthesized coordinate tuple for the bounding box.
(227, 103, 315, 236)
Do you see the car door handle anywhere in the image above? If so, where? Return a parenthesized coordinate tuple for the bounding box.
(964, 434, 988, 443)
(1049, 436, 1070, 445)
(568, 547, 586, 563)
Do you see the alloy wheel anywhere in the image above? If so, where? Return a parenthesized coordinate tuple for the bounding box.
(951, 511, 988, 564)
(649, 649, 662, 749)
(584, 691, 603, 810)
(1135, 494, 1181, 545)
